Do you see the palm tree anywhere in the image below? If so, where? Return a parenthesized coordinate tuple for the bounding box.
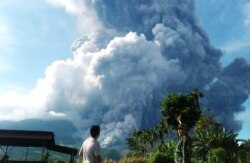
(193, 114, 240, 162)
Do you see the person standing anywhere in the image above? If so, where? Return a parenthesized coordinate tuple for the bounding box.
(175, 124, 191, 163)
(79, 125, 102, 163)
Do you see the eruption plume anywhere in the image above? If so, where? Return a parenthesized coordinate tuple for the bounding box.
(0, 0, 249, 148)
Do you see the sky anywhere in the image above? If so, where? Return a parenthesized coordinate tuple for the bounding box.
(0, 0, 250, 146)
(196, 0, 250, 140)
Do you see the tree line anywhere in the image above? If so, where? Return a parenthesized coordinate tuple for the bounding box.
(123, 90, 250, 163)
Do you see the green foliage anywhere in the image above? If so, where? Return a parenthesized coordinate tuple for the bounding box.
(126, 128, 160, 156)
(237, 149, 248, 163)
(208, 147, 226, 163)
(161, 89, 202, 130)
(239, 139, 250, 151)
(147, 152, 174, 163)
(156, 140, 176, 160)
(125, 89, 250, 163)
(238, 139, 250, 163)
(126, 90, 202, 158)
(120, 156, 148, 163)
(193, 113, 240, 162)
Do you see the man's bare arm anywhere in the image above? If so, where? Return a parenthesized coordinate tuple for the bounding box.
(78, 148, 83, 157)
(95, 155, 102, 163)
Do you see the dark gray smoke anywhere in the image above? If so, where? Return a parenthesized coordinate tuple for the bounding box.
(205, 58, 250, 130)
(92, 0, 222, 92)
(71, 0, 248, 144)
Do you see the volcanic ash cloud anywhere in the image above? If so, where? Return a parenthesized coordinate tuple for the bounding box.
(1, 0, 250, 148)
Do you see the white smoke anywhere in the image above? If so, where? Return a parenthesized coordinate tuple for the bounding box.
(0, 31, 185, 146)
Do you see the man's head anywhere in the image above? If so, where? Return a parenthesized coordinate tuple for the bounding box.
(177, 124, 188, 136)
(90, 125, 100, 138)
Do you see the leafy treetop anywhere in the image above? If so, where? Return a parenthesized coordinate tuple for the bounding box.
(160, 89, 202, 130)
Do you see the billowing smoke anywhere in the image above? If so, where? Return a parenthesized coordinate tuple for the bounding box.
(0, 0, 249, 148)
(205, 58, 250, 130)
(64, 32, 186, 146)
(81, 0, 224, 145)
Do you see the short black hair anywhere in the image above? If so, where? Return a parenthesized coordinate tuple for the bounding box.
(90, 125, 100, 138)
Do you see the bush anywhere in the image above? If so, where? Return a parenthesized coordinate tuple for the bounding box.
(120, 156, 148, 163)
(237, 149, 247, 163)
(157, 140, 176, 160)
(147, 152, 174, 163)
(208, 147, 226, 163)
